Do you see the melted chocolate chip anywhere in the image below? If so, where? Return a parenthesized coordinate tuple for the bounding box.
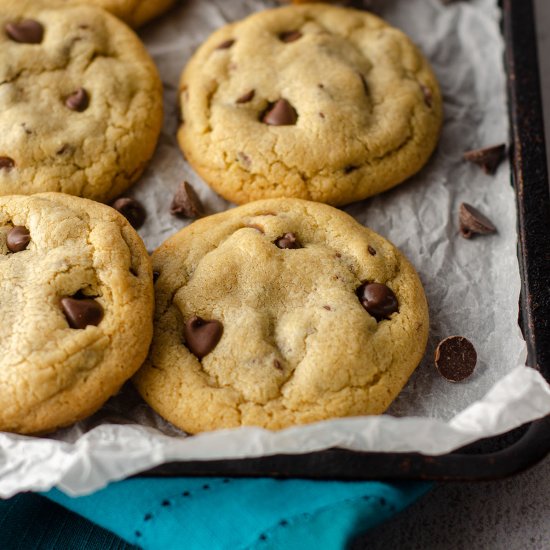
(184, 316, 223, 359)
(274, 233, 301, 249)
(65, 88, 89, 112)
(6, 226, 30, 252)
(236, 90, 255, 104)
(61, 296, 104, 329)
(5, 20, 44, 44)
(170, 181, 204, 219)
(356, 282, 398, 321)
(463, 144, 506, 175)
(368, 245, 377, 256)
(279, 30, 302, 43)
(216, 39, 235, 50)
(0, 157, 15, 170)
(262, 99, 298, 126)
(435, 336, 477, 382)
(111, 197, 146, 229)
(459, 203, 497, 239)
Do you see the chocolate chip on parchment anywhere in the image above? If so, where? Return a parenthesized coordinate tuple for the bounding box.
(170, 181, 204, 219)
(368, 245, 377, 256)
(184, 316, 223, 359)
(459, 203, 496, 239)
(61, 296, 104, 329)
(6, 226, 30, 252)
(262, 99, 298, 126)
(236, 90, 255, 104)
(0, 157, 15, 170)
(111, 197, 146, 229)
(216, 39, 235, 50)
(5, 20, 44, 44)
(463, 144, 506, 175)
(274, 232, 301, 249)
(356, 282, 398, 321)
(65, 88, 89, 112)
(435, 336, 477, 382)
(279, 30, 302, 43)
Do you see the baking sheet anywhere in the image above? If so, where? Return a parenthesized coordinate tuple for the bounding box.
(1, 0, 550, 497)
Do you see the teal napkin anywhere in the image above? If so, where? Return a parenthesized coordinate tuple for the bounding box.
(45, 477, 430, 549)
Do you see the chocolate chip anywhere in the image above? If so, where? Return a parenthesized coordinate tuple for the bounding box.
(323, 305, 332, 311)
(435, 336, 477, 382)
(153, 271, 160, 282)
(111, 197, 146, 229)
(170, 181, 204, 219)
(5, 20, 44, 44)
(0, 157, 15, 170)
(274, 359, 283, 371)
(420, 84, 433, 108)
(65, 88, 89, 112)
(274, 233, 301, 249)
(236, 90, 255, 104)
(359, 74, 369, 95)
(61, 296, 104, 329)
(262, 99, 298, 126)
(368, 245, 376, 256)
(216, 39, 235, 50)
(356, 282, 398, 321)
(344, 165, 358, 174)
(279, 30, 302, 43)
(463, 144, 506, 175)
(184, 316, 223, 359)
(6, 226, 30, 252)
(459, 203, 497, 239)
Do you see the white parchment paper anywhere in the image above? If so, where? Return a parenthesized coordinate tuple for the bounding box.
(1, 0, 550, 498)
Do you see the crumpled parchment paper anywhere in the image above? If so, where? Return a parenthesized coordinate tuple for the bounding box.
(1, 0, 549, 498)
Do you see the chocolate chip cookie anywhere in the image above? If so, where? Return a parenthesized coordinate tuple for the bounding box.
(62, 0, 176, 28)
(0, 193, 154, 434)
(0, 0, 163, 202)
(178, 4, 442, 206)
(134, 198, 429, 433)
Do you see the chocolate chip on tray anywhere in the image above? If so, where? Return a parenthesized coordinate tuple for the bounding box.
(184, 316, 223, 359)
(170, 181, 204, 219)
(435, 336, 477, 382)
(463, 144, 506, 175)
(459, 202, 497, 239)
(111, 197, 147, 229)
(6, 226, 31, 252)
(5, 20, 44, 44)
(262, 99, 298, 126)
(356, 282, 398, 321)
(274, 232, 302, 249)
(65, 88, 90, 112)
(61, 296, 104, 329)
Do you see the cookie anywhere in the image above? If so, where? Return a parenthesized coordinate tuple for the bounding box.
(178, 5, 442, 206)
(62, 0, 176, 28)
(134, 198, 429, 433)
(0, 0, 163, 202)
(0, 193, 154, 434)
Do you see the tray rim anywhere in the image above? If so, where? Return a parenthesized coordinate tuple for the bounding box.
(141, 0, 550, 482)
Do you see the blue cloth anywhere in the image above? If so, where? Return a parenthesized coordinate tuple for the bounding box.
(45, 478, 430, 549)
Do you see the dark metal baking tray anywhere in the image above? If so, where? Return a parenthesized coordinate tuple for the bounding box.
(143, 0, 550, 482)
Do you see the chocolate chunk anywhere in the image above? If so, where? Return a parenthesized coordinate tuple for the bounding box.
(459, 203, 497, 239)
(463, 144, 506, 175)
(356, 282, 398, 321)
(184, 316, 223, 359)
(170, 181, 204, 219)
(435, 336, 477, 382)
(274, 232, 301, 249)
(6, 226, 30, 252)
(111, 197, 146, 229)
(420, 84, 433, 108)
(65, 88, 89, 112)
(279, 30, 302, 43)
(262, 99, 298, 126)
(216, 39, 235, 50)
(5, 20, 44, 44)
(0, 157, 15, 170)
(61, 296, 104, 329)
(368, 245, 376, 256)
(236, 90, 255, 104)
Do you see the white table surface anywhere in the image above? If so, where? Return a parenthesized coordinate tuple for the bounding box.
(353, 1, 550, 548)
